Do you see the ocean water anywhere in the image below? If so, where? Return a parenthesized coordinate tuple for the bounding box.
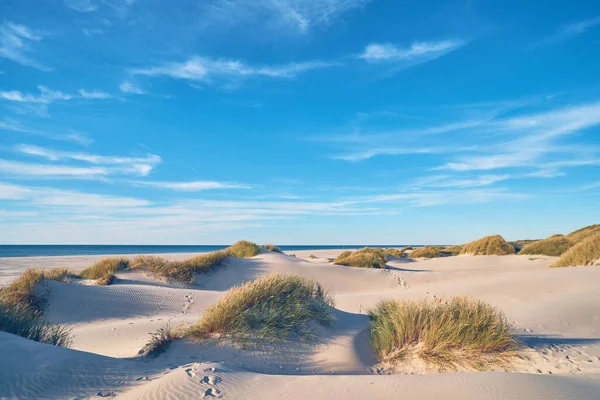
(0, 244, 418, 258)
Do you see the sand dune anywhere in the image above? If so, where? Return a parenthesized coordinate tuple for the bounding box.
(1, 250, 600, 399)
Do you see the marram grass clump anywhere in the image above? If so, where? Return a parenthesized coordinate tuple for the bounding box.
(0, 302, 72, 347)
(263, 244, 282, 253)
(80, 257, 129, 285)
(368, 297, 518, 371)
(409, 246, 443, 259)
(0, 268, 75, 311)
(519, 234, 573, 257)
(460, 235, 516, 256)
(566, 224, 600, 244)
(551, 232, 600, 268)
(188, 274, 334, 346)
(333, 247, 387, 269)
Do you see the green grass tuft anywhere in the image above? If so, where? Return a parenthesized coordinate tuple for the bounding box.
(460, 235, 516, 256)
(263, 244, 283, 253)
(551, 232, 600, 268)
(409, 246, 443, 259)
(368, 296, 517, 370)
(333, 247, 387, 268)
(519, 235, 573, 257)
(0, 302, 72, 346)
(188, 274, 334, 346)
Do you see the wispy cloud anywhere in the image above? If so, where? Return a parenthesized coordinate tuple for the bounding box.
(134, 57, 339, 85)
(64, 0, 98, 12)
(0, 120, 93, 146)
(133, 180, 252, 191)
(0, 22, 49, 70)
(534, 15, 600, 46)
(119, 81, 146, 95)
(14, 144, 162, 176)
(359, 40, 465, 63)
(199, 0, 370, 34)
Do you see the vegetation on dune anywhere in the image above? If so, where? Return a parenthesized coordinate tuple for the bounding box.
(509, 239, 540, 252)
(409, 246, 443, 259)
(188, 274, 334, 346)
(368, 297, 517, 370)
(384, 248, 405, 258)
(80, 257, 129, 285)
(566, 224, 600, 244)
(460, 235, 516, 256)
(0, 268, 74, 311)
(333, 247, 387, 269)
(0, 302, 72, 346)
(263, 244, 282, 253)
(551, 232, 600, 268)
(519, 235, 573, 257)
(139, 324, 176, 357)
(226, 240, 261, 258)
(442, 245, 463, 256)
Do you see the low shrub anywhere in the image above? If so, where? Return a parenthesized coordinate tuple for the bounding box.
(551, 232, 600, 268)
(333, 247, 387, 268)
(460, 235, 516, 256)
(188, 274, 334, 346)
(368, 296, 517, 370)
(519, 235, 573, 257)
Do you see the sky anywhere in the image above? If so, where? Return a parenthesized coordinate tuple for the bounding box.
(1, 0, 600, 245)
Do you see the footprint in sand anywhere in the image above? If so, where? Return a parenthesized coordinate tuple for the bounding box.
(201, 375, 222, 385)
(203, 387, 222, 398)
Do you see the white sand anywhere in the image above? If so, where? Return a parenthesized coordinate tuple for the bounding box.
(1, 250, 600, 399)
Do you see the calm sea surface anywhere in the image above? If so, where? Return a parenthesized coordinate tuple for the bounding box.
(0, 245, 421, 258)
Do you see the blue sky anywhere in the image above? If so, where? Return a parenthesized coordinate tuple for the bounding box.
(1, 0, 600, 245)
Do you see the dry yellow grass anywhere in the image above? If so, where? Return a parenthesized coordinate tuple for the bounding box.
(551, 232, 600, 268)
(0, 268, 75, 311)
(460, 235, 516, 256)
(188, 274, 334, 346)
(519, 234, 573, 257)
(566, 224, 600, 244)
(409, 246, 443, 258)
(333, 247, 387, 268)
(368, 296, 518, 370)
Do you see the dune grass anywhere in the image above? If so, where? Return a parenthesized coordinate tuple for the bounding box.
(384, 248, 405, 258)
(409, 246, 443, 259)
(226, 240, 261, 258)
(263, 243, 282, 253)
(442, 245, 463, 256)
(566, 224, 600, 244)
(519, 234, 573, 257)
(0, 302, 72, 346)
(333, 247, 387, 269)
(551, 232, 600, 268)
(460, 235, 516, 256)
(368, 297, 517, 370)
(139, 324, 176, 357)
(188, 274, 334, 346)
(0, 268, 75, 311)
(79, 257, 129, 285)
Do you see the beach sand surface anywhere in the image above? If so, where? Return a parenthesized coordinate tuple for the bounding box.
(1, 249, 600, 399)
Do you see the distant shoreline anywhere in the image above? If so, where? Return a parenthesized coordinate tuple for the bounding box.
(0, 244, 431, 258)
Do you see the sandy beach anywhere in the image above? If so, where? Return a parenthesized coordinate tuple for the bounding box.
(1, 248, 600, 399)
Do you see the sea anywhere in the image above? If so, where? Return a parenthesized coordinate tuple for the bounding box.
(0, 244, 420, 258)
